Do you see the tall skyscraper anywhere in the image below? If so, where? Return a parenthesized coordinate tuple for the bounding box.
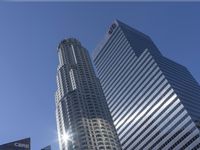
(55, 38, 121, 150)
(93, 20, 200, 150)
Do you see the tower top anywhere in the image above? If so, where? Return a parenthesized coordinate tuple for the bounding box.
(93, 19, 152, 59)
(57, 38, 81, 51)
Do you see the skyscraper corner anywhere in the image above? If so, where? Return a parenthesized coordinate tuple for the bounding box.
(55, 38, 121, 150)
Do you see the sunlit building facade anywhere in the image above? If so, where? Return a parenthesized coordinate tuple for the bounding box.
(93, 20, 200, 150)
(55, 38, 121, 150)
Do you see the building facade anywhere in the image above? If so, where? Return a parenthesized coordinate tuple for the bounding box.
(41, 145, 51, 150)
(93, 20, 200, 150)
(55, 38, 121, 150)
(0, 138, 30, 150)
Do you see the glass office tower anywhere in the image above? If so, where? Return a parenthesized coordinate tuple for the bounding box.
(55, 38, 121, 150)
(93, 20, 200, 150)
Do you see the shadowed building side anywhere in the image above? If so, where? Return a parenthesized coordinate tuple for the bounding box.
(41, 145, 51, 150)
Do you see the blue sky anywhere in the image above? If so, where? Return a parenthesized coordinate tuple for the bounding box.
(0, 2, 200, 150)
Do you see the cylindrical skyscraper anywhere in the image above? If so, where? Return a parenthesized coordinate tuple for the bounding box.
(55, 38, 121, 150)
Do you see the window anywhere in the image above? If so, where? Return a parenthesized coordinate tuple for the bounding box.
(71, 45, 77, 64)
(69, 69, 77, 90)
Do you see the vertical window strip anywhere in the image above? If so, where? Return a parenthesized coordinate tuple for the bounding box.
(69, 69, 77, 90)
(58, 49, 64, 66)
(71, 45, 77, 64)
